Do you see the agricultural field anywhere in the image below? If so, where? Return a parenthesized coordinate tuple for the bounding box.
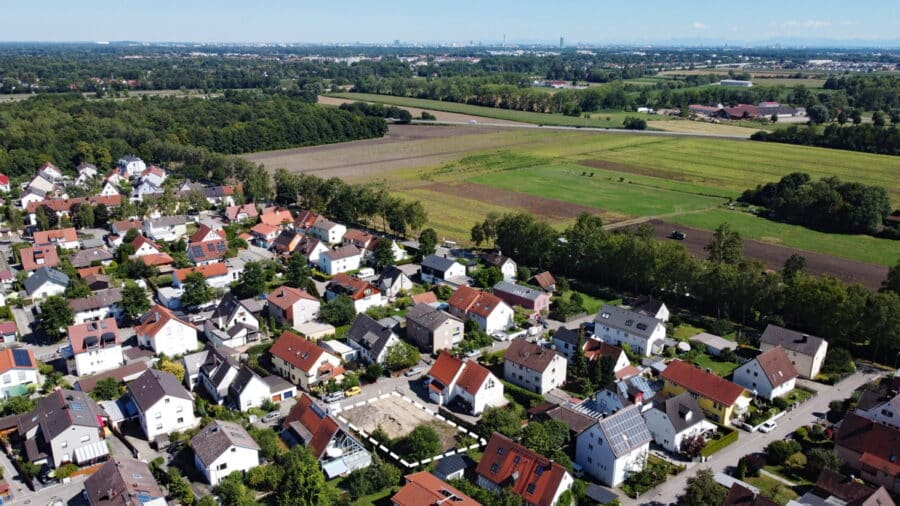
(646, 119, 764, 137)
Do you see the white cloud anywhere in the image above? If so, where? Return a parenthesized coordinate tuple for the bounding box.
(783, 20, 832, 29)
(692, 21, 706, 30)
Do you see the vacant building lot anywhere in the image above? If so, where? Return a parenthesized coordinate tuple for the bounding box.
(340, 395, 459, 452)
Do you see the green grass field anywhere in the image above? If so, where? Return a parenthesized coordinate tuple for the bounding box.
(326, 92, 675, 128)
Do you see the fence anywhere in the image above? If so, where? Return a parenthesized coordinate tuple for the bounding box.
(700, 424, 739, 457)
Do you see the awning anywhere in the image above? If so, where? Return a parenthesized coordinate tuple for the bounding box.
(321, 459, 349, 479)
(75, 440, 110, 464)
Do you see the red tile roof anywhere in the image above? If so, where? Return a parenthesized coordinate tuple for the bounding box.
(456, 360, 492, 396)
(283, 393, 340, 459)
(26, 195, 122, 213)
(342, 229, 375, 246)
(469, 291, 505, 318)
(67, 318, 120, 355)
(187, 239, 227, 263)
(531, 271, 556, 291)
(583, 340, 624, 362)
(140, 252, 175, 266)
(270, 331, 327, 374)
(33, 228, 78, 245)
(0, 321, 18, 335)
(260, 207, 293, 226)
(266, 285, 318, 311)
(293, 210, 319, 230)
(174, 263, 228, 282)
(753, 346, 799, 388)
(135, 304, 193, 338)
(188, 224, 225, 243)
(76, 266, 104, 278)
(112, 219, 144, 233)
(505, 339, 561, 373)
(448, 286, 481, 313)
(251, 223, 280, 236)
(0, 348, 36, 374)
(477, 432, 570, 506)
(0, 174, 8, 186)
(131, 235, 162, 253)
(410, 291, 438, 305)
(428, 352, 464, 389)
(20, 244, 60, 271)
(392, 472, 479, 506)
(661, 359, 746, 406)
(224, 203, 258, 221)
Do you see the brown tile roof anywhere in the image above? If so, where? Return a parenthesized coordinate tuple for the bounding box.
(134, 304, 193, 339)
(392, 472, 479, 506)
(26, 195, 122, 213)
(327, 273, 378, 300)
(723, 483, 779, 506)
(661, 360, 746, 406)
(188, 224, 225, 244)
(469, 291, 505, 318)
(456, 360, 492, 396)
(531, 271, 556, 291)
(410, 291, 438, 305)
(68, 289, 123, 313)
(75, 362, 149, 393)
(836, 413, 900, 478)
(131, 235, 162, 253)
(251, 223, 280, 236)
(428, 352, 463, 390)
(140, 252, 175, 266)
(20, 244, 60, 271)
(528, 403, 596, 435)
(112, 219, 143, 233)
(504, 339, 561, 373)
(84, 457, 163, 506)
(448, 286, 480, 313)
(270, 331, 327, 374)
(67, 318, 120, 355)
(342, 229, 375, 246)
(187, 239, 227, 263)
(753, 346, 799, 388)
(283, 393, 340, 459)
(476, 432, 570, 506)
(224, 203, 258, 221)
(174, 263, 228, 282)
(33, 227, 78, 245)
(260, 207, 293, 226)
(813, 469, 882, 504)
(583, 340, 624, 362)
(293, 210, 319, 229)
(266, 285, 318, 311)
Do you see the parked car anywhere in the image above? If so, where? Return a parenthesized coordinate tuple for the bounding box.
(404, 367, 422, 377)
(262, 411, 281, 423)
(324, 391, 345, 403)
(759, 420, 777, 433)
(344, 386, 362, 397)
(670, 230, 686, 240)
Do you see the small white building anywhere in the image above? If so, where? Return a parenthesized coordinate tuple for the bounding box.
(0, 348, 40, 398)
(191, 420, 260, 486)
(642, 392, 716, 454)
(134, 304, 199, 358)
(309, 217, 347, 244)
(503, 339, 567, 395)
(732, 346, 798, 400)
(24, 267, 68, 300)
(448, 286, 514, 334)
(593, 304, 666, 357)
(483, 251, 517, 281)
(426, 352, 505, 415)
(117, 155, 146, 178)
(576, 405, 652, 487)
(318, 245, 362, 275)
(420, 255, 466, 285)
(128, 369, 199, 441)
(65, 318, 124, 377)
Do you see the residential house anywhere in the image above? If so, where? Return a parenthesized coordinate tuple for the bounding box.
(792, 469, 896, 506)
(550, 327, 587, 360)
(259, 207, 294, 228)
(134, 304, 199, 357)
(69, 247, 114, 269)
(504, 339, 567, 395)
(74, 362, 149, 394)
(230, 366, 296, 410)
(492, 280, 551, 316)
(69, 289, 124, 324)
(111, 219, 143, 237)
(65, 318, 124, 377)
(484, 250, 518, 281)
(319, 339, 356, 362)
(128, 369, 198, 441)
(196, 345, 241, 405)
(140, 166, 166, 187)
(411, 291, 438, 306)
(280, 393, 372, 479)
(642, 392, 716, 454)
(25, 195, 122, 226)
(224, 203, 258, 223)
(292, 210, 319, 233)
(270, 331, 343, 390)
(553, 328, 633, 377)
(143, 215, 188, 242)
(0, 173, 9, 193)
(834, 413, 900, 494)
(342, 229, 377, 251)
(187, 225, 228, 265)
(130, 235, 164, 259)
(309, 216, 346, 244)
(24, 267, 68, 300)
(0, 348, 39, 398)
(759, 324, 828, 379)
(660, 360, 750, 424)
(19, 389, 107, 468)
(576, 405, 652, 486)
(406, 303, 464, 353)
(375, 266, 414, 299)
(266, 285, 321, 328)
(273, 229, 303, 255)
(476, 432, 573, 506)
(20, 244, 60, 272)
(530, 271, 557, 292)
(593, 304, 666, 357)
(182, 346, 241, 392)
(448, 286, 514, 334)
(575, 375, 656, 418)
(98, 180, 120, 197)
(130, 179, 163, 202)
(855, 387, 900, 430)
(296, 236, 329, 264)
(318, 245, 362, 275)
(83, 457, 165, 506)
(251, 223, 281, 248)
(205, 293, 260, 349)
(433, 454, 471, 482)
(324, 273, 384, 314)
(19, 189, 45, 211)
(202, 185, 237, 207)
(392, 472, 480, 506)
(0, 321, 18, 343)
(117, 155, 146, 178)
(420, 255, 465, 285)
(345, 313, 401, 365)
(366, 237, 408, 263)
(173, 263, 231, 290)
(191, 420, 260, 486)
(426, 351, 504, 415)
(631, 296, 670, 322)
(528, 403, 597, 440)
(732, 346, 798, 400)
(34, 228, 79, 250)
(723, 483, 779, 506)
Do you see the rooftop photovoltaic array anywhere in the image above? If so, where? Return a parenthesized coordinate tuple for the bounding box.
(600, 407, 651, 456)
(12, 349, 32, 367)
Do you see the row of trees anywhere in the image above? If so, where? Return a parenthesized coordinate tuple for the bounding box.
(739, 172, 893, 234)
(750, 124, 900, 156)
(471, 212, 900, 360)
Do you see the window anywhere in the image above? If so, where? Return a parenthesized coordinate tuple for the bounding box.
(526, 483, 536, 495)
(881, 409, 893, 418)
(176, 406, 183, 413)
(514, 456, 521, 464)
(490, 463, 499, 474)
(156, 424, 163, 430)
(587, 457, 592, 463)
(17, 371, 26, 381)
(497, 447, 505, 455)
(155, 412, 162, 419)
(218, 463, 228, 471)
(165, 398, 170, 403)
(177, 417, 184, 424)
(2, 375, 9, 384)
(588, 444, 593, 450)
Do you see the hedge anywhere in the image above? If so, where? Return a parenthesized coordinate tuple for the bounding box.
(501, 380, 544, 408)
(700, 424, 739, 457)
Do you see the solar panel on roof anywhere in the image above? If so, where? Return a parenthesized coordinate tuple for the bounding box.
(12, 349, 31, 367)
(70, 401, 85, 411)
(191, 246, 203, 255)
(310, 403, 327, 419)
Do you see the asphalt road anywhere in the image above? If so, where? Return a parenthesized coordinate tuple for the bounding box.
(409, 119, 752, 140)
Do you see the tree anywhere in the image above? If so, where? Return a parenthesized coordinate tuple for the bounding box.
(92, 377, 122, 401)
(807, 448, 842, 478)
(384, 341, 420, 371)
(470, 223, 486, 246)
(522, 423, 551, 454)
(363, 362, 384, 383)
(157, 357, 186, 382)
(215, 471, 255, 506)
(623, 117, 647, 130)
(167, 467, 195, 505)
(765, 439, 801, 465)
(73, 202, 95, 229)
(65, 278, 92, 299)
(822, 348, 855, 374)
(807, 104, 829, 124)
(680, 435, 706, 458)
(782, 253, 807, 280)
(705, 223, 742, 264)
(473, 266, 503, 289)
(247, 464, 284, 492)
(872, 111, 886, 126)
(121, 282, 151, 320)
(882, 261, 900, 295)
(418, 228, 437, 258)
(249, 426, 287, 461)
(233, 261, 267, 298)
(180, 271, 215, 308)
(273, 446, 334, 506)
(39, 295, 74, 341)
(372, 239, 395, 272)
(478, 405, 524, 439)
(285, 252, 314, 292)
(591, 355, 616, 389)
(398, 424, 441, 461)
(677, 468, 726, 506)
(318, 295, 355, 326)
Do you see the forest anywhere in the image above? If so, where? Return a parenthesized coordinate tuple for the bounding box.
(750, 124, 900, 156)
(0, 91, 387, 178)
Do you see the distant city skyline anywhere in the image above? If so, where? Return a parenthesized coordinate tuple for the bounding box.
(0, 0, 897, 46)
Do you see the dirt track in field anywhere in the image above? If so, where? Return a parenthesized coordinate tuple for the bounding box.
(643, 219, 889, 289)
(317, 95, 528, 125)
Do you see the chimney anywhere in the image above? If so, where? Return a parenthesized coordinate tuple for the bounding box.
(511, 471, 520, 483)
(799, 334, 808, 343)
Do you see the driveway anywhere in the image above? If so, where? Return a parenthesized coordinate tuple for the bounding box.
(620, 369, 879, 505)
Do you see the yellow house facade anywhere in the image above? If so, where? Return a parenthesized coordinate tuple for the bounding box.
(660, 360, 750, 424)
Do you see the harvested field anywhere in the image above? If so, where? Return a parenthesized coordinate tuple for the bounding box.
(318, 95, 527, 125)
(340, 395, 459, 451)
(647, 120, 761, 137)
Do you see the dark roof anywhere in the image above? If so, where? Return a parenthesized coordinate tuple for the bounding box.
(813, 469, 883, 504)
(528, 403, 596, 435)
(190, 420, 259, 467)
(655, 392, 707, 433)
(493, 281, 545, 302)
(24, 267, 69, 293)
(631, 296, 666, 316)
(69, 247, 114, 268)
(346, 313, 396, 358)
(376, 266, 410, 289)
(75, 362, 149, 393)
(760, 324, 826, 356)
(753, 346, 799, 388)
(127, 369, 192, 413)
(323, 244, 361, 261)
(594, 304, 663, 339)
(434, 454, 471, 478)
(504, 339, 562, 373)
(483, 250, 514, 267)
(723, 483, 779, 506)
(421, 255, 458, 273)
(406, 304, 458, 331)
(21, 389, 101, 442)
(69, 288, 123, 313)
(84, 457, 163, 506)
(552, 327, 581, 347)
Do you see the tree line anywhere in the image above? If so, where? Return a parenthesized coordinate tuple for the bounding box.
(739, 172, 893, 235)
(823, 74, 900, 112)
(750, 124, 900, 156)
(471, 212, 900, 361)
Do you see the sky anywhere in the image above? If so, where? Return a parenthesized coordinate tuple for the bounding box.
(1, 0, 898, 45)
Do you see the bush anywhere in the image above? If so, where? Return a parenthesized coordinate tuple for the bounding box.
(766, 439, 801, 465)
(501, 380, 544, 408)
(700, 426, 738, 457)
(773, 397, 790, 411)
(709, 319, 734, 336)
(55, 463, 79, 479)
(736, 453, 765, 478)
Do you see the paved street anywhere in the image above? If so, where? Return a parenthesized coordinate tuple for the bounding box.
(620, 369, 879, 505)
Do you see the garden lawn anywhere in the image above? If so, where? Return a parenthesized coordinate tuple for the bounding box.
(561, 290, 611, 314)
(688, 353, 738, 378)
(672, 324, 705, 341)
(783, 388, 813, 405)
(746, 475, 799, 505)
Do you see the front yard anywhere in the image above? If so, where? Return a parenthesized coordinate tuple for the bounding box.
(621, 455, 684, 498)
(745, 475, 799, 505)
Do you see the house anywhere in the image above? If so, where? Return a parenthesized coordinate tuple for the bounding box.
(111, 219, 143, 236)
(173, 263, 231, 290)
(191, 420, 260, 486)
(575, 375, 656, 418)
(143, 215, 188, 242)
(530, 271, 557, 292)
(732, 346, 798, 400)
(528, 403, 597, 439)
(205, 293, 260, 349)
(186, 226, 228, 265)
(130, 235, 164, 258)
(448, 286, 514, 334)
(83, 457, 165, 506)
(631, 296, 670, 322)
(576, 405, 652, 486)
(296, 236, 329, 264)
(270, 331, 343, 390)
(642, 392, 716, 454)
(593, 304, 666, 357)
(324, 273, 384, 314)
(196, 345, 242, 405)
(342, 229, 377, 250)
(69, 247, 114, 269)
(128, 369, 198, 441)
(406, 304, 464, 353)
(426, 351, 504, 415)
(292, 209, 319, 232)
(793, 469, 896, 506)
(0, 321, 18, 343)
(433, 454, 472, 482)
(660, 360, 750, 424)
(492, 280, 551, 315)
(723, 483, 778, 506)
(280, 393, 372, 479)
(504, 339, 567, 395)
(722, 104, 761, 119)
(117, 155, 146, 178)
(224, 203, 258, 223)
(230, 366, 297, 410)
(20, 189, 45, 210)
(69, 289, 124, 324)
(20, 244, 60, 271)
(411, 291, 438, 306)
(689, 333, 737, 357)
(34, 228, 79, 250)
(834, 413, 900, 494)
(476, 432, 573, 506)
(392, 471, 480, 506)
(550, 327, 586, 360)
(420, 255, 465, 284)
(484, 250, 517, 281)
(688, 104, 722, 116)
(24, 267, 68, 300)
(74, 362, 149, 394)
(202, 185, 237, 207)
(345, 313, 401, 365)
(375, 266, 414, 299)
(98, 180, 120, 197)
(273, 229, 303, 255)
(18, 389, 106, 468)
(130, 180, 163, 202)
(251, 222, 281, 248)
(139, 166, 167, 187)
(552, 328, 632, 375)
(134, 304, 199, 357)
(266, 285, 321, 328)
(855, 386, 900, 429)
(318, 245, 362, 275)
(309, 216, 346, 244)
(259, 207, 294, 228)
(759, 324, 828, 379)
(26, 195, 123, 226)
(182, 345, 241, 391)
(319, 339, 356, 362)
(0, 348, 39, 398)
(0, 173, 9, 193)
(65, 318, 124, 377)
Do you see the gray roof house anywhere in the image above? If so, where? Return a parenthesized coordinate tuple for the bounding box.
(128, 369, 198, 441)
(375, 266, 414, 299)
(18, 389, 107, 468)
(759, 324, 828, 379)
(593, 304, 666, 357)
(405, 303, 464, 353)
(642, 392, 715, 453)
(69, 247, 114, 268)
(24, 267, 69, 298)
(346, 313, 401, 365)
(191, 420, 260, 486)
(84, 457, 164, 506)
(576, 404, 652, 486)
(420, 255, 466, 285)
